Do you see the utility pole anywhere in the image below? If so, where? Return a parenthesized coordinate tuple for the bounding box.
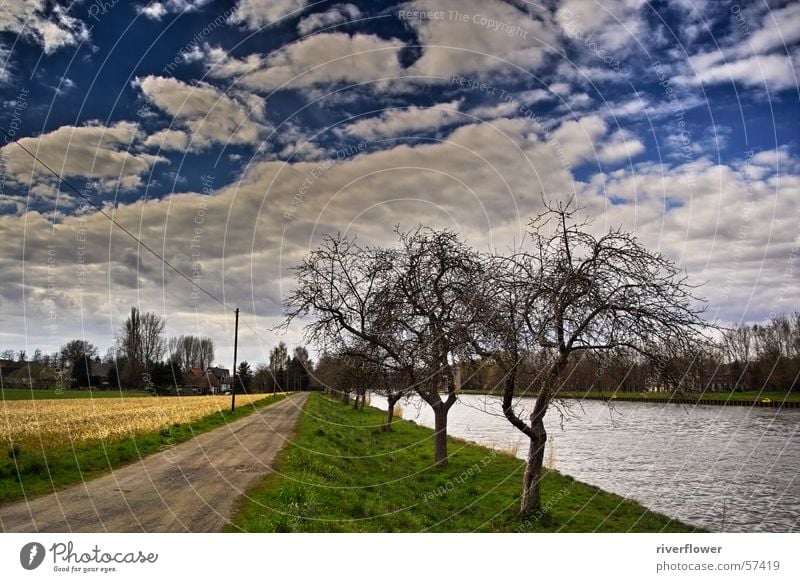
(231, 308, 239, 412)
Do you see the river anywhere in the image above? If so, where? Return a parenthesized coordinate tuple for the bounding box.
(370, 393, 800, 532)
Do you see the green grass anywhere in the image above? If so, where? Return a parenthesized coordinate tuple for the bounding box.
(460, 388, 800, 403)
(0, 388, 151, 400)
(229, 394, 699, 532)
(0, 394, 288, 505)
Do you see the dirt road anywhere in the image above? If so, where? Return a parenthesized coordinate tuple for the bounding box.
(0, 392, 309, 532)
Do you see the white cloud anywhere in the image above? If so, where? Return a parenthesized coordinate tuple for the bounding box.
(143, 128, 190, 151)
(2, 118, 798, 358)
(468, 101, 519, 120)
(139, 1, 212, 21)
(0, 44, 11, 84)
(204, 33, 405, 92)
(745, 3, 800, 56)
(298, 4, 362, 35)
(0, 0, 89, 54)
(207, 0, 560, 94)
(751, 147, 797, 171)
(555, 0, 649, 52)
(551, 114, 608, 165)
(0, 121, 166, 195)
(229, 0, 310, 30)
(680, 53, 797, 90)
(403, 0, 560, 79)
(141, 3, 167, 20)
(341, 100, 463, 140)
(135, 76, 268, 151)
(597, 129, 645, 163)
(580, 157, 800, 322)
(677, 3, 800, 92)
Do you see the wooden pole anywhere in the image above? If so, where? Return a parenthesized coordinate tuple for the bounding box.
(231, 308, 239, 412)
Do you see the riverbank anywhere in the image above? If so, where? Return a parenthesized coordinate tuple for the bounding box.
(229, 394, 699, 532)
(458, 389, 800, 407)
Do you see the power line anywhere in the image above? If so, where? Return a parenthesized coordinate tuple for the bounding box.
(0, 125, 234, 312)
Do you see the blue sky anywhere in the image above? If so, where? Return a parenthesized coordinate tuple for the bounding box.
(0, 0, 798, 363)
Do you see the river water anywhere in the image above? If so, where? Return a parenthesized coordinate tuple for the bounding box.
(370, 393, 800, 532)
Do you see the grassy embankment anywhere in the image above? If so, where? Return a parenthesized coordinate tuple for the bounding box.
(0, 393, 287, 504)
(230, 393, 699, 532)
(459, 388, 800, 403)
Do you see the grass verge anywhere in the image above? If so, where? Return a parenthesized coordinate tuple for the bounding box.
(0, 393, 288, 505)
(229, 394, 699, 532)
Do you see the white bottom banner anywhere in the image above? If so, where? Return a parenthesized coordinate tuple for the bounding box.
(1, 533, 797, 581)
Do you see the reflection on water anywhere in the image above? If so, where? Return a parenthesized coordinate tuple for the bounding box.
(371, 393, 800, 532)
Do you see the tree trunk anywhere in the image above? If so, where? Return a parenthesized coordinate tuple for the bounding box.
(520, 417, 547, 516)
(384, 403, 395, 431)
(433, 403, 448, 467)
(342, 391, 350, 405)
(383, 395, 400, 431)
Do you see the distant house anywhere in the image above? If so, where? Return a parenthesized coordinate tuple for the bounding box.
(701, 363, 738, 392)
(208, 367, 231, 393)
(183, 367, 220, 395)
(1, 361, 59, 389)
(90, 362, 113, 388)
(0, 359, 22, 380)
(180, 367, 231, 395)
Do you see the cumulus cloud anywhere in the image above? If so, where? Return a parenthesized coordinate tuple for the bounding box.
(229, 0, 310, 30)
(207, 0, 559, 93)
(555, 0, 649, 53)
(204, 33, 405, 92)
(598, 129, 645, 163)
(550, 114, 608, 165)
(744, 3, 800, 56)
(2, 0, 798, 360)
(139, 0, 213, 21)
(143, 128, 190, 151)
(3, 120, 797, 357)
(581, 156, 800, 321)
(0, 0, 89, 54)
(676, 3, 800, 91)
(134, 76, 268, 151)
(468, 101, 520, 120)
(340, 100, 463, 140)
(403, 0, 560, 79)
(679, 52, 797, 90)
(297, 4, 362, 35)
(0, 121, 166, 195)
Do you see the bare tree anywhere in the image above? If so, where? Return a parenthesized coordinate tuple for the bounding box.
(168, 335, 215, 372)
(312, 352, 351, 400)
(197, 337, 214, 370)
(284, 227, 484, 466)
(478, 202, 709, 516)
(118, 307, 166, 387)
(371, 361, 409, 431)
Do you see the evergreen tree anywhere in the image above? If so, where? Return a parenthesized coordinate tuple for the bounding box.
(237, 361, 253, 392)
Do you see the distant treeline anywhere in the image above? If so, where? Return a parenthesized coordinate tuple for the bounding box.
(0, 309, 318, 394)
